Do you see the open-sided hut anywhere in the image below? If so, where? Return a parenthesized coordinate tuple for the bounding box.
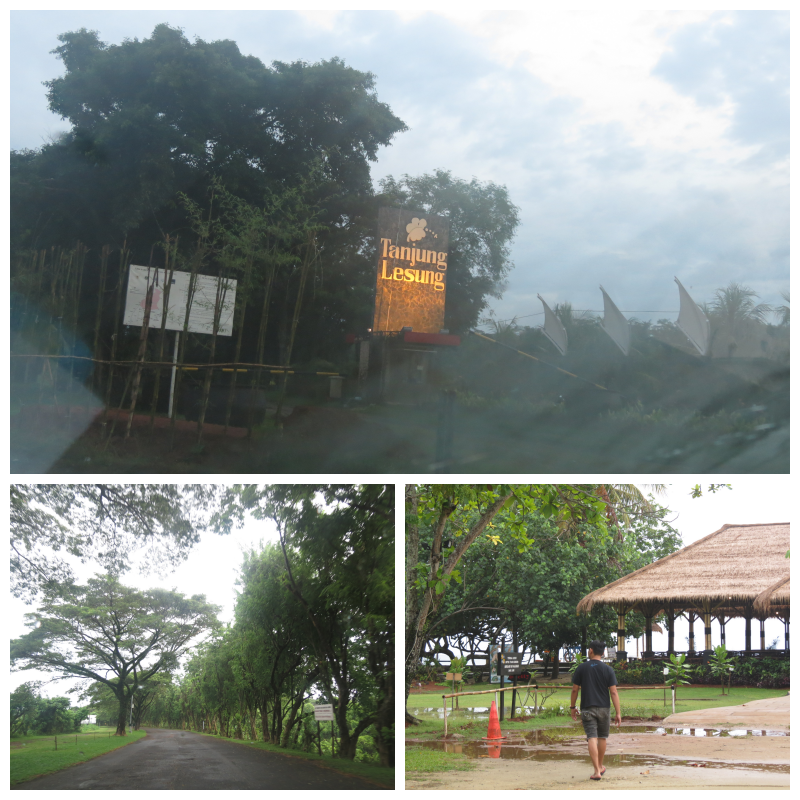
(576, 522, 790, 659)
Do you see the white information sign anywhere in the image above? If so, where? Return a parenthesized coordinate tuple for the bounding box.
(313, 704, 335, 721)
(123, 264, 237, 336)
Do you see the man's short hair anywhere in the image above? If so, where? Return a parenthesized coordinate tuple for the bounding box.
(588, 640, 606, 656)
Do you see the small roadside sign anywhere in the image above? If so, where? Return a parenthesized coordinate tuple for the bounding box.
(500, 653, 522, 674)
(314, 704, 334, 721)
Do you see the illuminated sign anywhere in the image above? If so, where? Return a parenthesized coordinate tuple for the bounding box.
(372, 207, 450, 333)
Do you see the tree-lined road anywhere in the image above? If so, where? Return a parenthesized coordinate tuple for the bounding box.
(13, 729, 389, 790)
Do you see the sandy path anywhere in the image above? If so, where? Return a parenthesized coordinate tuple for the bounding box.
(406, 730, 789, 790)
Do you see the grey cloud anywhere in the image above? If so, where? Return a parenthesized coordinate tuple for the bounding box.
(652, 11, 788, 159)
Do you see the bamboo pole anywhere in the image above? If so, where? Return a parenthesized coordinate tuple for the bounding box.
(275, 231, 316, 428)
(224, 247, 254, 432)
(196, 272, 232, 443)
(125, 283, 153, 438)
(92, 245, 110, 394)
(150, 235, 177, 428)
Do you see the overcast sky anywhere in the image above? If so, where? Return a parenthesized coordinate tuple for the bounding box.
(10, 9, 789, 329)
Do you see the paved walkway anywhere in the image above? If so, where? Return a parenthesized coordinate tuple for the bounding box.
(14, 728, 389, 790)
(663, 693, 789, 728)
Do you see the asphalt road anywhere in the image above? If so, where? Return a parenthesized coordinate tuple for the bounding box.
(13, 728, 390, 790)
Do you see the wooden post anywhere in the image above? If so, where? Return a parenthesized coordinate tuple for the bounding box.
(688, 613, 696, 653)
(704, 611, 712, 651)
(443, 697, 448, 737)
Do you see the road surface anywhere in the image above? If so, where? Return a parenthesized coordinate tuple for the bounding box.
(14, 728, 390, 790)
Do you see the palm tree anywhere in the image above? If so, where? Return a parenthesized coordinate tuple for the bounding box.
(709, 282, 773, 357)
(776, 290, 789, 326)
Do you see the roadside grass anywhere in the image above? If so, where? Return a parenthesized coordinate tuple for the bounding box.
(406, 685, 788, 743)
(406, 746, 475, 774)
(10, 729, 147, 786)
(195, 731, 394, 788)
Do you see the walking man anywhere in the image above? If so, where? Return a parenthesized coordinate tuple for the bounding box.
(570, 640, 622, 780)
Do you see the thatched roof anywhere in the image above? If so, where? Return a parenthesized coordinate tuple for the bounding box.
(577, 522, 790, 616)
(753, 575, 790, 616)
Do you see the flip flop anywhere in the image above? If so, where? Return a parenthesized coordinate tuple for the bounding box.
(590, 775, 602, 781)
(600, 768, 606, 776)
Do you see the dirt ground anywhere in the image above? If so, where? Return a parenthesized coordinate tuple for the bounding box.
(406, 728, 790, 789)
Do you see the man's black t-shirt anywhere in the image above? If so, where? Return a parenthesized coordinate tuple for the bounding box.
(572, 659, 618, 709)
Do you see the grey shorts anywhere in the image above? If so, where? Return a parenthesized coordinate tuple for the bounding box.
(580, 706, 610, 739)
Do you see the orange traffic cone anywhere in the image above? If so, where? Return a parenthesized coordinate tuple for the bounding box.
(482, 700, 505, 740)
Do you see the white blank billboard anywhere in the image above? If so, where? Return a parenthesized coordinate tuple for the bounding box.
(123, 265, 237, 336)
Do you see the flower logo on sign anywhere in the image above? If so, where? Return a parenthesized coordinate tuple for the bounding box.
(406, 218, 428, 242)
(141, 286, 163, 311)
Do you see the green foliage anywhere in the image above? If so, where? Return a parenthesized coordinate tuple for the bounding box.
(612, 661, 667, 686)
(663, 654, 694, 695)
(412, 491, 680, 681)
(693, 657, 789, 689)
(690, 484, 732, 498)
(568, 653, 586, 675)
(139, 486, 394, 768)
(707, 645, 736, 684)
(10, 484, 219, 602)
(11, 682, 42, 737)
(11, 574, 220, 736)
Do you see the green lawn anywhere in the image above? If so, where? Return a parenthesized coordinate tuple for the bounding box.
(195, 731, 394, 788)
(406, 684, 788, 743)
(10, 728, 147, 786)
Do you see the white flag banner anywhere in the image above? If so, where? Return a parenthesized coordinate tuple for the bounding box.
(123, 265, 237, 336)
(538, 294, 568, 355)
(674, 277, 710, 356)
(599, 285, 630, 355)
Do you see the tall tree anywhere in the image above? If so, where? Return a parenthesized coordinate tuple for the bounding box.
(12, 24, 406, 252)
(11, 574, 220, 736)
(215, 485, 394, 765)
(404, 484, 661, 722)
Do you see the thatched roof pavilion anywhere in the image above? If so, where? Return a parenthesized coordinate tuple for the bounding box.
(577, 522, 790, 656)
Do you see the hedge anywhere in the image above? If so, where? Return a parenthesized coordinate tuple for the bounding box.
(614, 656, 789, 689)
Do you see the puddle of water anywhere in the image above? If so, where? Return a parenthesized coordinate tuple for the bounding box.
(416, 706, 564, 720)
(654, 727, 789, 737)
(410, 740, 789, 773)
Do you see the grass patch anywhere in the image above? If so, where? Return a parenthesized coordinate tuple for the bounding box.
(194, 731, 394, 788)
(406, 686, 788, 742)
(405, 746, 475, 774)
(10, 729, 147, 786)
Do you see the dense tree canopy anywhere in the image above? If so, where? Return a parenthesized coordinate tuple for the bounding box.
(11, 574, 220, 735)
(14, 24, 406, 250)
(215, 484, 394, 764)
(404, 484, 667, 721)
(422, 501, 682, 677)
(10, 484, 219, 602)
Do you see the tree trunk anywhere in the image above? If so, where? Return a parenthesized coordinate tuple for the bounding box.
(115, 696, 128, 737)
(549, 647, 560, 680)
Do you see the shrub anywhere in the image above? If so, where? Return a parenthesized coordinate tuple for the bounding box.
(693, 657, 789, 689)
(612, 661, 664, 685)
